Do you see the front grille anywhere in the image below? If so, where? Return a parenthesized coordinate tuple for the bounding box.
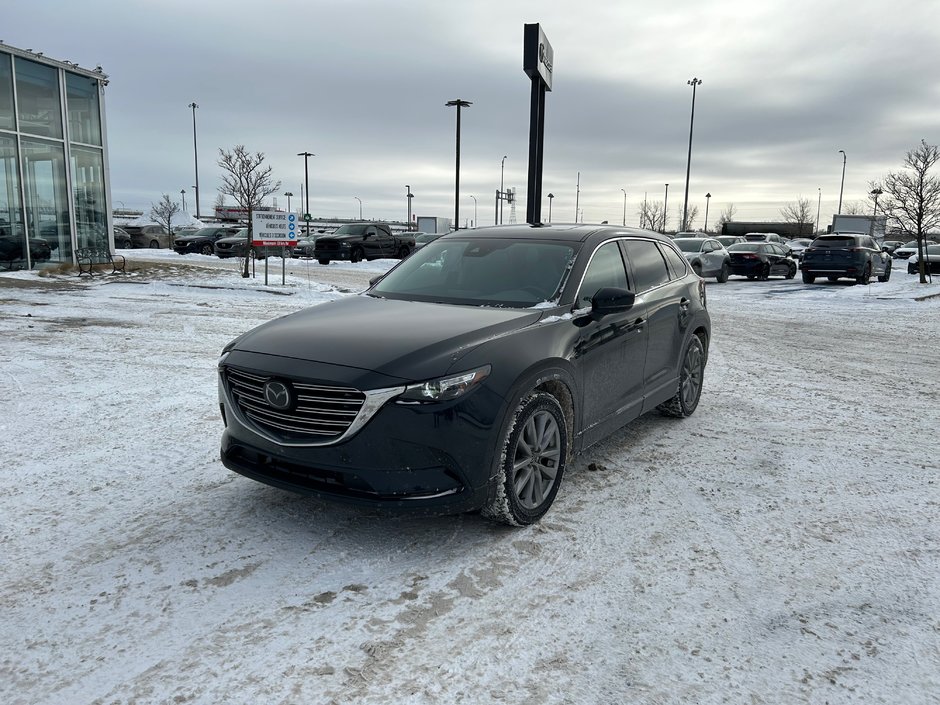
(317, 241, 340, 253)
(223, 366, 366, 442)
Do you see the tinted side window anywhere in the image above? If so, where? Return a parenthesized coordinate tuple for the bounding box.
(661, 244, 689, 280)
(577, 241, 628, 307)
(624, 240, 670, 292)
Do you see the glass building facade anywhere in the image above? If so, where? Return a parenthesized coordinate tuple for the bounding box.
(0, 44, 110, 270)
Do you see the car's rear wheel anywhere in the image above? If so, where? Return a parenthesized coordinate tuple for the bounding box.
(350, 247, 364, 263)
(692, 262, 703, 278)
(658, 335, 706, 418)
(482, 392, 568, 526)
(716, 261, 730, 283)
(149, 240, 160, 249)
(827, 275, 839, 282)
(759, 263, 771, 281)
(878, 260, 892, 282)
(802, 272, 816, 283)
(318, 258, 330, 265)
(856, 263, 871, 285)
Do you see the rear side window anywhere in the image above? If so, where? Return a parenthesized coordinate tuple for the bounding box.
(660, 244, 689, 280)
(624, 240, 670, 292)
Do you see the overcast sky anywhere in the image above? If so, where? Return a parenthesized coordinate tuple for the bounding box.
(7, 0, 940, 228)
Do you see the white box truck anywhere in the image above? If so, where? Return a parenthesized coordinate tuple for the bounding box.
(416, 216, 453, 234)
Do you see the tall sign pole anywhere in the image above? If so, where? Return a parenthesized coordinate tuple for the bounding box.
(523, 23, 553, 225)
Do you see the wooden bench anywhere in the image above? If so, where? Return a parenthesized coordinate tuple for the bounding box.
(76, 247, 126, 277)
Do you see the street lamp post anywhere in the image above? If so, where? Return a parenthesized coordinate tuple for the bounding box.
(547, 193, 554, 223)
(663, 183, 669, 233)
(682, 77, 702, 233)
(470, 195, 477, 228)
(500, 155, 507, 224)
(187, 102, 200, 219)
(838, 149, 846, 215)
(405, 185, 413, 228)
(180, 189, 186, 214)
(816, 187, 822, 234)
(284, 192, 293, 214)
(446, 99, 472, 230)
(575, 172, 580, 222)
(620, 188, 627, 227)
(354, 196, 362, 220)
(870, 187, 883, 216)
(704, 192, 711, 232)
(297, 151, 314, 236)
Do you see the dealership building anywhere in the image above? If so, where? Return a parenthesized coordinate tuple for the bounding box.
(0, 42, 110, 270)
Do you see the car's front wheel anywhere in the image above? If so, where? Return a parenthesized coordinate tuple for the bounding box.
(482, 392, 568, 526)
(786, 261, 797, 279)
(658, 335, 706, 418)
(802, 272, 816, 283)
(716, 261, 730, 283)
(200, 244, 213, 255)
(318, 258, 330, 265)
(350, 247, 364, 263)
(149, 240, 160, 249)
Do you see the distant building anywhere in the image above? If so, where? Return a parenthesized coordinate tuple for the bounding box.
(0, 42, 110, 270)
(721, 221, 813, 238)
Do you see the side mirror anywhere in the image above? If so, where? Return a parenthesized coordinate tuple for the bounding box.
(591, 287, 636, 317)
(368, 274, 385, 287)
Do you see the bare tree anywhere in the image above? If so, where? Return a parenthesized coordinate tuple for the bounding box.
(881, 139, 940, 283)
(149, 194, 180, 248)
(779, 197, 814, 237)
(677, 204, 699, 231)
(213, 192, 226, 215)
(218, 145, 281, 277)
(638, 200, 665, 232)
(715, 203, 737, 233)
(842, 200, 868, 215)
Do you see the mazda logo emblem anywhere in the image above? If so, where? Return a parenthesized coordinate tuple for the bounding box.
(263, 380, 292, 410)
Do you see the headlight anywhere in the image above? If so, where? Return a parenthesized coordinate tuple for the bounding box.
(340, 242, 351, 248)
(398, 365, 491, 403)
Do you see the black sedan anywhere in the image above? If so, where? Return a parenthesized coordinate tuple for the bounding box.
(174, 227, 238, 255)
(727, 242, 797, 280)
(219, 224, 711, 526)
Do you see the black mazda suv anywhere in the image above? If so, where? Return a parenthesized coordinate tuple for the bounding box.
(218, 224, 711, 525)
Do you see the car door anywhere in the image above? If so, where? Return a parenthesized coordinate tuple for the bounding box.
(766, 243, 788, 275)
(573, 240, 649, 445)
(622, 239, 685, 406)
(701, 239, 723, 276)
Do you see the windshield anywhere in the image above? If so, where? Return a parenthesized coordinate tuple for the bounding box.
(674, 239, 704, 253)
(370, 238, 577, 307)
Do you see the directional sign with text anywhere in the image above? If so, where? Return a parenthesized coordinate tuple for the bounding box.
(251, 211, 298, 246)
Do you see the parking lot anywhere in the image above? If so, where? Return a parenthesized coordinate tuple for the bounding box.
(1, 253, 938, 705)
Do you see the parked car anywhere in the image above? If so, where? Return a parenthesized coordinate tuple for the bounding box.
(313, 222, 415, 264)
(214, 228, 286, 260)
(173, 226, 238, 255)
(907, 244, 940, 274)
(218, 224, 711, 526)
(786, 238, 813, 260)
(800, 233, 892, 284)
(881, 240, 904, 255)
(715, 235, 745, 249)
(291, 237, 319, 258)
(126, 224, 171, 249)
(673, 237, 731, 282)
(744, 232, 785, 244)
(0, 233, 52, 267)
(727, 242, 797, 280)
(413, 232, 443, 250)
(893, 239, 939, 260)
(113, 226, 133, 249)
(673, 231, 703, 239)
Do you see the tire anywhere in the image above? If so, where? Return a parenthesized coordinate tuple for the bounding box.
(658, 336, 706, 418)
(149, 240, 160, 249)
(856, 263, 871, 285)
(716, 261, 730, 283)
(878, 261, 892, 283)
(350, 247, 364, 263)
(397, 245, 410, 259)
(318, 258, 330, 265)
(786, 262, 797, 279)
(692, 262, 703, 278)
(759, 263, 770, 281)
(827, 275, 840, 282)
(481, 392, 568, 527)
(802, 272, 816, 284)
(200, 244, 213, 255)
(747, 275, 756, 280)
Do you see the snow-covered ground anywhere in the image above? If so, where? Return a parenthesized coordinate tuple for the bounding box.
(1, 251, 939, 705)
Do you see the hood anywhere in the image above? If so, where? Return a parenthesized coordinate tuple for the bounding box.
(232, 294, 542, 381)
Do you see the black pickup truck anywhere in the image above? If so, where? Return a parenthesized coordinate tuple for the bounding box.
(313, 222, 415, 264)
